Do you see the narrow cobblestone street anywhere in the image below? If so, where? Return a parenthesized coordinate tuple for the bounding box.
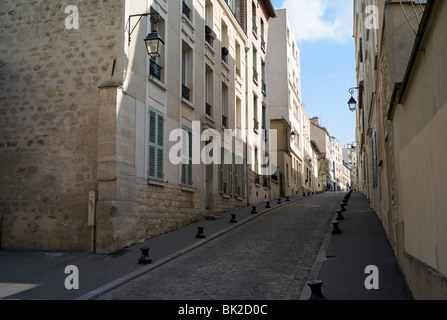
(97, 193, 342, 300)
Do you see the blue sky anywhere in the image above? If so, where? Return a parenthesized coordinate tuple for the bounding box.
(270, 0, 357, 147)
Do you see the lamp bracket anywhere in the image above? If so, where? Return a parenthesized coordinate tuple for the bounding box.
(128, 12, 160, 46)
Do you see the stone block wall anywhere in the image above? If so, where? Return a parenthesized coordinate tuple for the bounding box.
(134, 180, 205, 241)
(0, 0, 125, 250)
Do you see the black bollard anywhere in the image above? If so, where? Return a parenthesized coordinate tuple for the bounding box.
(286, 196, 290, 202)
(303, 193, 306, 197)
(277, 198, 282, 204)
(266, 201, 271, 209)
(332, 220, 342, 234)
(138, 248, 153, 264)
(308, 280, 328, 300)
(340, 203, 346, 212)
(251, 206, 258, 214)
(230, 213, 238, 223)
(196, 226, 206, 239)
(337, 209, 345, 221)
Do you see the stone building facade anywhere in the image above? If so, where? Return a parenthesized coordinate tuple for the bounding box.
(0, 0, 277, 253)
(267, 9, 317, 197)
(354, 0, 447, 299)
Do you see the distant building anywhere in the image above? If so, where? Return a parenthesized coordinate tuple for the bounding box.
(310, 117, 333, 191)
(268, 9, 316, 197)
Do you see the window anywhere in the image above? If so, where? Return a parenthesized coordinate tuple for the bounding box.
(261, 60, 266, 94)
(252, 1, 257, 36)
(182, 0, 192, 21)
(260, 19, 265, 51)
(262, 103, 267, 140)
(222, 82, 229, 128)
(254, 147, 259, 184)
(253, 94, 259, 133)
(221, 21, 229, 64)
(149, 9, 165, 82)
(148, 108, 164, 181)
(219, 147, 224, 194)
(205, 0, 213, 26)
(205, 1, 216, 46)
(205, 65, 213, 117)
(219, 147, 232, 195)
(236, 42, 241, 77)
(253, 46, 258, 84)
(182, 42, 193, 101)
(236, 97, 242, 131)
(181, 126, 193, 186)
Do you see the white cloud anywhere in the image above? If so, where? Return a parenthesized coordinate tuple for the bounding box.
(279, 0, 353, 43)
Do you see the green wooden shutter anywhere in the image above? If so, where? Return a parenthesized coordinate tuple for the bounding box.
(187, 128, 193, 186)
(157, 113, 164, 180)
(181, 126, 193, 186)
(218, 147, 224, 193)
(148, 108, 164, 181)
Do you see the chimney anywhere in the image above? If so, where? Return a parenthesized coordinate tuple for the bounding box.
(310, 117, 320, 126)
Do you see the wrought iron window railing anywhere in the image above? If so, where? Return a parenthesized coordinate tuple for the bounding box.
(254, 119, 259, 133)
(182, 1, 191, 19)
(206, 103, 213, 117)
(253, 69, 258, 84)
(222, 115, 228, 128)
(182, 84, 191, 101)
(255, 173, 260, 185)
(150, 60, 162, 81)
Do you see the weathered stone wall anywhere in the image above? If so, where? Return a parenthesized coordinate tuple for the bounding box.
(135, 180, 205, 241)
(0, 0, 124, 250)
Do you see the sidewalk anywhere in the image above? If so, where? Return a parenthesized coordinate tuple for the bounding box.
(299, 191, 413, 300)
(0, 194, 306, 300)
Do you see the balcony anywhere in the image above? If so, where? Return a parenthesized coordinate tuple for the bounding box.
(206, 103, 213, 117)
(222, 115, 228, 128)
(150, 60, 162, 81)
(182, 1, 191, 20)
(261, 37, 266, 52)
(253, 119, 259, 133)
(262, 81, 267, 95)
(252, 21, 258, 37)
(222, 47, 229, 64)
(253, 69, 258, 84)
(255, 173, 260, 185)
(182, 84, 191, 101)
(205, 25, 216, 46)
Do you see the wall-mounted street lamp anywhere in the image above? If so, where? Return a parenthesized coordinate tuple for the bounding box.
(347, 81, 364, 112)
(290, 130, 296, 139)
(347, 90, 358, 112)
(128, 12, 164, 58)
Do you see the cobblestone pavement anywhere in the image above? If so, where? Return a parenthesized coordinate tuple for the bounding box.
(97, 193, 342, 300)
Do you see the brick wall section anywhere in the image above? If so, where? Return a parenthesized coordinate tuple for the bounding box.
(0, 0, 124, 250)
